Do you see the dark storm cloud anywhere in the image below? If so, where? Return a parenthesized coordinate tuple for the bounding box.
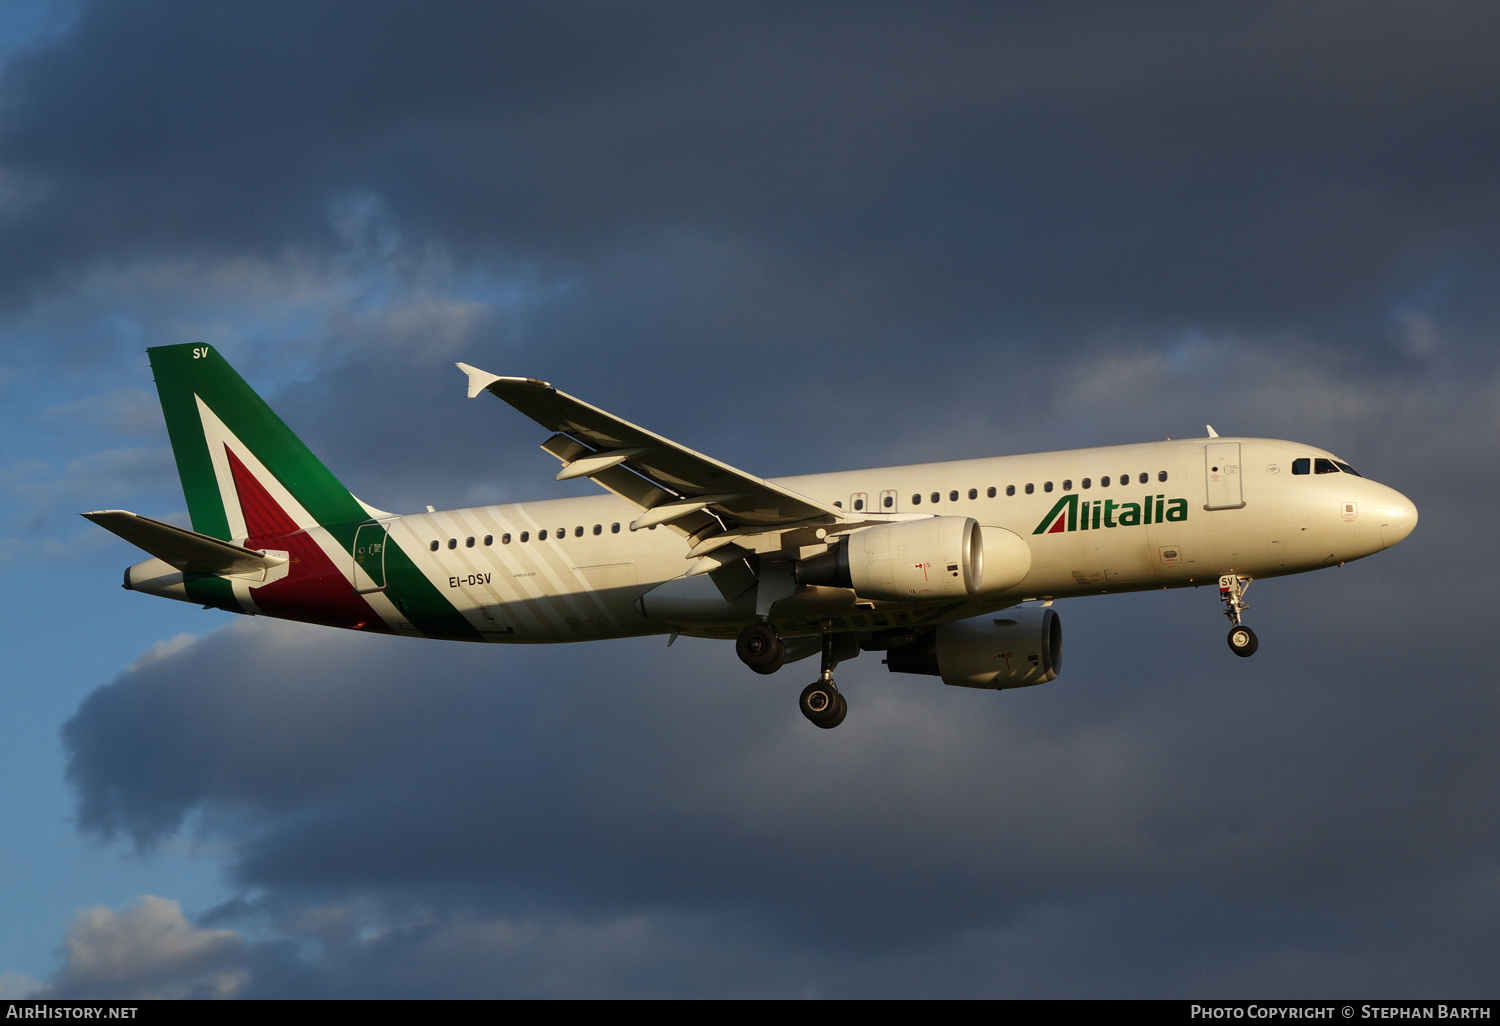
(59, 519, 1500, 997)
(5, 1, 1500, 342)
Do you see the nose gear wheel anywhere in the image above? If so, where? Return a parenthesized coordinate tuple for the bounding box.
(1227, 624, 1259, 657)
(1218, 574, 1258, 657)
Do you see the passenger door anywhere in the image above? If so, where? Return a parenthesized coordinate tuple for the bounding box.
(1204, 442, 1245, 510)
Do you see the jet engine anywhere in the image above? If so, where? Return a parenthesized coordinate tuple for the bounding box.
(800, 516, 980, 601)
(883, 606, 1061, 689)
(799, 519, 1032, 603)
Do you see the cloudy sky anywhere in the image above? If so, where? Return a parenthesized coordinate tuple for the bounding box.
(1, 0, 1496, 998)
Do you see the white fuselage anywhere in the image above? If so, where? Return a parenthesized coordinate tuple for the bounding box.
(376, 436, 1417, 643)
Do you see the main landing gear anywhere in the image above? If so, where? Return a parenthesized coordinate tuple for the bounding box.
(1219, 574, 1258, 657)
(736, 621, 853, 728)
(736, 621, 785, 674)
(800, 632, 849, 729)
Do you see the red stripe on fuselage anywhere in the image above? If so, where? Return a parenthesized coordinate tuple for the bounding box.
(226, 446, 391, 632)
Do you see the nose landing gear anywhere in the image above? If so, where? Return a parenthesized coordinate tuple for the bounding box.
(1219, 574, 1258, 657)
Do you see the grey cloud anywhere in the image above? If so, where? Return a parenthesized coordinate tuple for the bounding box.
(40, 896, 247, 1000)
(4, 1, 1500, 343)
(60, 515, 1500, 994)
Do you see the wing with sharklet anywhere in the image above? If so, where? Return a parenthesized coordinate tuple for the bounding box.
(457, 364, 843, 552)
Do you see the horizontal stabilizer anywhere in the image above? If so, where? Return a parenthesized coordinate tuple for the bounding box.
(81, 510, 286, 575)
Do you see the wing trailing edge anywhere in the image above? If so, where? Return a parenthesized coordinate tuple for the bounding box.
(454, 361, 843, 544)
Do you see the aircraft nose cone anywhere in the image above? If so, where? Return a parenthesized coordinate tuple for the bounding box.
(1378, 489, 1418, 549)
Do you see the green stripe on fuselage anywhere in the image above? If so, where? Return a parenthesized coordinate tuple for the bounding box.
(380, 534, 482, 641)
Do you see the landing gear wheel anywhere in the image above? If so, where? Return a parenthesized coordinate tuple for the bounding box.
(824, 692, 848, 729)
(800, 681, 846, 728)
(1227, 625, 1259, 658)
(736, 622, 785, 674)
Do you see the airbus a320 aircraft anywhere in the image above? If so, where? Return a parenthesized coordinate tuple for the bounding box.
(86, 344, 1417, 728)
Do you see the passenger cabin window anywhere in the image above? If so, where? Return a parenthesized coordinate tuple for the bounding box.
(447, 538, 457, 550)
(1292, 458, 1310, 475)
(520, 531, 529, 542)
(1025, 483, 1035, 495)
(1063, 479, 1072, 491)
(1006, 485, 1015, 496)
(593, 524, 602, 535)
(1139, 472, 1148, 484)
(1159, 471, 1168, 482)
(1044, 481, 1053, 493)
(968, 488, 978, 500)
(931, 492, 940, 503)
(1101, 476, 1111, 487)
(883, 494, 894, 508)
(484, 535, 492, 546)
(466, 537, 474, 548)
(612, 523, 621, 533)
(501, 534, 511, 544)
(912, 494, 922, 505)
(1082, 478, 1092, 489)
(986, 487, 996, 498)
(949, 490, 958, 502)
(539, 530, 548, 540)
(833, 500, 843, 508)
(430, 540, 439, 551)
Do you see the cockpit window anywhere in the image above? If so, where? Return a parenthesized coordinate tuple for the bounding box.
(1333, 460, 1361, 477)
(1292, 458, 1310, 475)
(1315, 458, 1340, 474)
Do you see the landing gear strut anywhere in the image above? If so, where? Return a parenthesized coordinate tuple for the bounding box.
(736, 621, 785, 674)
(1219, 574, 1258, 657)
(800, 632, 853, 729)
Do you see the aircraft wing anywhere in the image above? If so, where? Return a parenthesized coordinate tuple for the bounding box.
(81, 510, 286, 574)
(457, 364, 842, 538)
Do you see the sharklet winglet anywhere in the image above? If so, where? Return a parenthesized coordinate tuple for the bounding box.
(456, 363, 552, 400)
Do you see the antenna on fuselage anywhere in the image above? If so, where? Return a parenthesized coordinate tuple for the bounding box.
(1206, 425, 1219, 437)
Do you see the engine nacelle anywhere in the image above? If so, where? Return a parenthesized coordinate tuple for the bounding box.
(800, 519, 1033, 604)
(844, 516, 981, 602)
(884, 607, 1062, 689)
(972, 525, 1032, 596)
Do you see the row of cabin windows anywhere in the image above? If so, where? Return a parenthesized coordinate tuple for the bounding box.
(834, 471, 1171, 510)
(429, 522, 637, 551)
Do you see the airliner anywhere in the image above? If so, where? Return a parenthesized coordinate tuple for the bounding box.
(85, 344, 1418, 728)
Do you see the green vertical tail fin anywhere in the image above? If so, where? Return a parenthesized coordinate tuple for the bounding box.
(148, 344, 370, 542)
